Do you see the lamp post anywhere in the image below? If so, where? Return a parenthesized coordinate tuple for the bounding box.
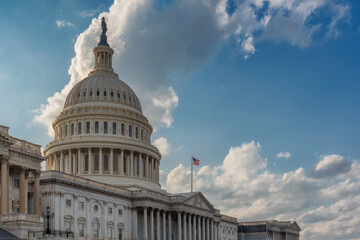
(41, 206, 55, 235)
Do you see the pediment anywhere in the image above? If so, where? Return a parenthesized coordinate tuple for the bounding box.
(182, 192, 215, 211)
(289, 222, 301, 231)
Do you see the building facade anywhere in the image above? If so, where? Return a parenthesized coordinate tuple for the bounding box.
(0, 125, 44, 239)
(40, 18, 238, 240)
(238, 221, 300, 240)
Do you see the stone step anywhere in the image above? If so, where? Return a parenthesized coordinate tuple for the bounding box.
(0, 228, 21, 240)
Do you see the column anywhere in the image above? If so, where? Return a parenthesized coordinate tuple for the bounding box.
(145, 155, 149, 179)
(132, 208, 138, 239)
(178, 212, 182, 240)
(156, 160, 159, 181)
(73, 151, 76, 173)
(193, 215, 196, 240)
(110, 148, 114, 174)
(168, 212, 172, 240)
(19, 167, 27, 213)
(127, 153, 131, 176)
(150, 208, 154, 240)
(139, 153, 143, 178)
(188, 214, 192, 240)
(119, 150, 124, 175)
(144, 207, 148, 240)
(217, 223, 220, 240)
(77, 149, 81, 174)
(214, 222, 217, 240)
(88, 148, 92, 174)
(68, 150, 72, 173)
(198, 216, 201, 240)
(130, 151, 134, 176)
(99, 148, 103, 174)
(206, 218, 209, 240)
(60, 151, 64, 172)
(183, 213, 187, 240)
(202, 217, 205, 240)
(54, 153, 58, 170)
(149, 157, 152, 180)
(162, 211, 166, 240)
(156, 210, 160, 240)
(1, 158, 9, 214)
(33, 171, 40, 215)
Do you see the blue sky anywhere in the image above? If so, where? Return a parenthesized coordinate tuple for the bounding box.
(1, 0, 360, 239)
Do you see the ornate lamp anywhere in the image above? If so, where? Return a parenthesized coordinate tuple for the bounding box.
(41, 206, 55, 235)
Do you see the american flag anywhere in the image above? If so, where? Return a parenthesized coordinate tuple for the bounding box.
(192, 157, 200, 166)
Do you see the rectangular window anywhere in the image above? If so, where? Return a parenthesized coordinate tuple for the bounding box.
(66, 199, 71, 207)
(13, 179, 19, 188)
(79, 201, 84, 210)
(65, 125, 68, 137)
(118, 209, 123, 216)
(65, 221, 71, 231)
(71, 123, 74, 135)
(78, 122, 82, 134)
(113, 122, 116, 134)
(118, 228, 123, 240)
(79, 223, 84, 237)
(86, 121, 90, 134)
(108, 207, 113, 215)
(108, 226, 113, 239)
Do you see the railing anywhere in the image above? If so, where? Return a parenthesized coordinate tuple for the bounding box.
(11, 137, 42, 155)
(28, 230, 74, 238)
(0, 213, 43, 222)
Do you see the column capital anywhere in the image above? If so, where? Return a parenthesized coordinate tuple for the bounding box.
(0, 155, 10, 163)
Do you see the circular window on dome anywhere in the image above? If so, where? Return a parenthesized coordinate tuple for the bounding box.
(94, 205, 98, 212)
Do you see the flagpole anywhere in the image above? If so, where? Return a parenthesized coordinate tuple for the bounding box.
(191, 155, 193, 192)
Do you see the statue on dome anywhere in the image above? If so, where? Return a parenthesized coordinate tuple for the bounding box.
(101, 17, 107, 34)
(98, 17, 109, 47)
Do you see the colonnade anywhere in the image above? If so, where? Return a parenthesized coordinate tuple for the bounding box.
(0, 157, 40, 215)
(139, 207, 221, 240)
(46, 148, 160, 181)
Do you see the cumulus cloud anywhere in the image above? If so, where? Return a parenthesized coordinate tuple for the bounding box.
(35, 0, 351, 136)
(165, 141, 360, 240)
(153, 137, 170, 156)
(56, 20, 75, 29)
(277, 151, 291, 159)
(314, 154, 352, 178)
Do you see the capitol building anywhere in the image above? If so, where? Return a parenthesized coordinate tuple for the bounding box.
(0, 19, 300, 240)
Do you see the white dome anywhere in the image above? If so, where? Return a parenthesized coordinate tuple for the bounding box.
(64, 70, 142, 113)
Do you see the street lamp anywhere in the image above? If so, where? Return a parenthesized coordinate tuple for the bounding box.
(41, 206, 55, 235)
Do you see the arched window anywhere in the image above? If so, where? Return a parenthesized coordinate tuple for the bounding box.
(104, 91, 107, 97)
(135, 127, 138, 139)
(113, 122, 116, 134)
(141, 129, 143, 141)
(95, 121, 99, 133)
(94, 154, 99, 171)
(121, 124, 125, 136)
(117, 93, 120, 98)
(86, 122, 90, 134)
(83, 91, 86, 97)
(111, 92, 114, 97)
(104, 122, 108, 134)
(78, 122, 82, 134)
(104, 154, 109, 172)
(71, 123, 74, 135)
(90, 91, 93, 96)
(129, 125, 132, 137)
(65, 125, 68, 137)
(96, 90, 100, 96)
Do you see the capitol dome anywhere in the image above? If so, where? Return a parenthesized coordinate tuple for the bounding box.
(44, 18, 161, 191)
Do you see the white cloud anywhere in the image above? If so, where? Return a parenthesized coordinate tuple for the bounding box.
(276, 151, 291, 159)
(153, 137, 170, 156)
(35, 0, 352, 136)
(315, 154, 352, 178)
(78, 4, 106, 18)
(56, 20, 75, 29)
(325, 3, 351, 38)
(165, 141, 360, 240)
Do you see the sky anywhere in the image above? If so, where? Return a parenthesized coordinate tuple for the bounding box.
(0, 0, 360, 239)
